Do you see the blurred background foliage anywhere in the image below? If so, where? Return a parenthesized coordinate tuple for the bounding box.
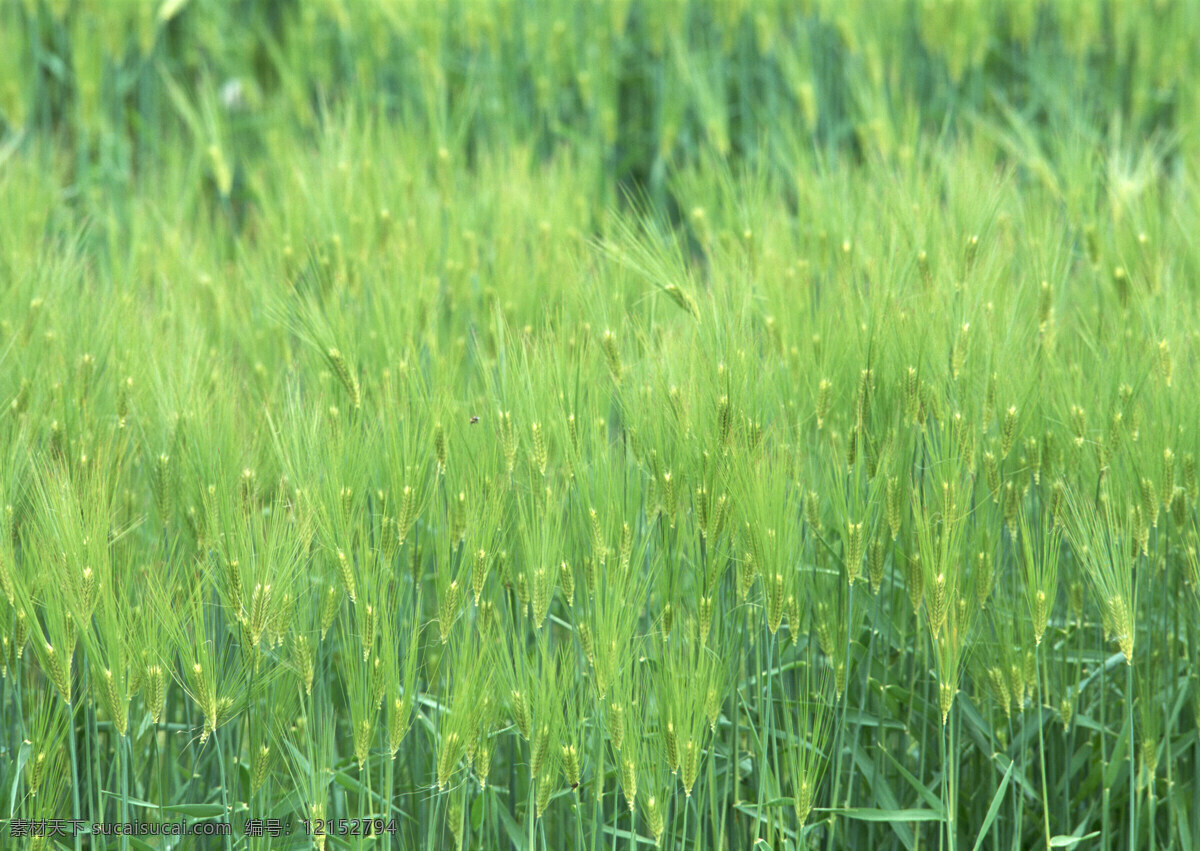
(2, 0, 1194, 222)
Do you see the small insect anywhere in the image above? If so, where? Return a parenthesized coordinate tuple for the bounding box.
(469, 415, 480, 425)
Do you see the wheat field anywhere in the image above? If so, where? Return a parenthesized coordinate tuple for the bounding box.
(2, 1, 1200, 849)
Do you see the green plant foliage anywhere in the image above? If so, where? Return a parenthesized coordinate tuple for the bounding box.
(2, 2, 1200, 850)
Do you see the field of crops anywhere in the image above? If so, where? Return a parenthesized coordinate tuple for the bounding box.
(2, 1, 1200, 849)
